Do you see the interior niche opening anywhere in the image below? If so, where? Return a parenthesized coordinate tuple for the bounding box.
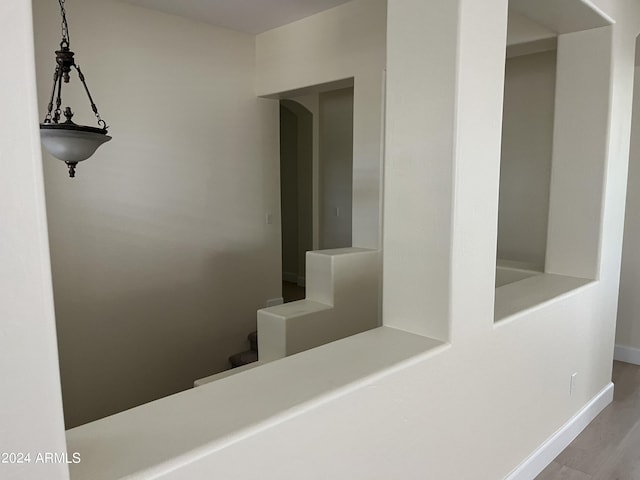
(495, 4, 612, 322)
(496, 46, 557, 287)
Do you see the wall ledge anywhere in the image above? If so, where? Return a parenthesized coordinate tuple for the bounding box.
(495, 273, 596, 323)
(66, 327, 446, 480)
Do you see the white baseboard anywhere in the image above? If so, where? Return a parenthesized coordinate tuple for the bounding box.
(614, 344, 640, 365)
(505, 382, 614, 480)
(266, 297, 284, 308)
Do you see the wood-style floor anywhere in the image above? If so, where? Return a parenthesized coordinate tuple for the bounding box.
(536, 361, 640, 480)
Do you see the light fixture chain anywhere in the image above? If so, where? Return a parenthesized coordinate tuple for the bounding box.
(53, 70, 64, 123)
(44, 66, 61, 123)
(74, 64, 108, 130)
(58, 0, 70, 47)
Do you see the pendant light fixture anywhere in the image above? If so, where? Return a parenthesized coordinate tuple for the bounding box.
(40, 0, 111, 178)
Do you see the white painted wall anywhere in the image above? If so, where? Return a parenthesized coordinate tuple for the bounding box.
(545, 29, 615, 280)
(32, 0, 281, 428)
(177, 1, 632, 479)
(507, 10, 557, 46)
(0, 1, 68, 478)
(498, 50, 557, 268)
(5, 1, 640, 479)
(319, 87, 354, 249)
(617, 65, 640, 358)
(258, 248, 379, 361)
(256, 0, 386, 249)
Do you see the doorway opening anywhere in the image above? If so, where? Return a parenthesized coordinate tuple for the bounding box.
(279, 84, 354, 303)
(496, 11, 557, 289)
(280, 100, 312, 302)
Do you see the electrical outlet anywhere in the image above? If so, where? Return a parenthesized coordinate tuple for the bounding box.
(266, 213, 273, 225)
(570, 372, 578, 396)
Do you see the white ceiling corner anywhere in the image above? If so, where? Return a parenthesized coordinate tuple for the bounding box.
(121, 0, 353, 34)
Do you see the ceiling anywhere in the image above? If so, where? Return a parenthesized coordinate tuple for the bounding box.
(122, 0, 352, 34)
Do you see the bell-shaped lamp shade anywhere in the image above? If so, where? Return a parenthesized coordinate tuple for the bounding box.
(40, 124, 111, 164)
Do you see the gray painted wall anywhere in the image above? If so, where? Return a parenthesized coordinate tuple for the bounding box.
(33, 0, 281, 428)
(498, 50, 557, 268)
(319, 87, 354, 249)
